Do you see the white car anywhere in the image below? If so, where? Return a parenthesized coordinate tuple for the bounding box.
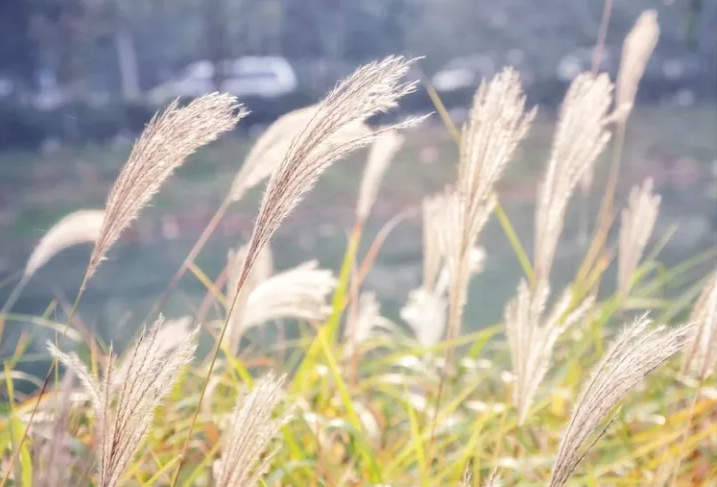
(431, 55, 497, 93)
(149, 56, 298, 104)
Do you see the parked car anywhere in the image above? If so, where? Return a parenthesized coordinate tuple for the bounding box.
(148, 56, 298, 104)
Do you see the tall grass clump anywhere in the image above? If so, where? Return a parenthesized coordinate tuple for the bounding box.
(1, 10, 716, 487)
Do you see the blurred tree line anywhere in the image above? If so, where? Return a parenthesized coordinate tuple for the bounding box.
(0, 0, 420, 98)
(2, 0, 715, 98)
(0, 0, 714, 149)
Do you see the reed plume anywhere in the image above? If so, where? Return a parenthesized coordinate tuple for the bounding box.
(682, 271, 717, 379)
(445, 67, 535, 341)
(224, 261, 336, 350)
(505, 280, 594, 424)
(229, 104, 371, 202)
(548, 314, 691, 487)
(25, 209, 105, 279)
(356, 130, 405, 221)
(617, 10, 659, 117)
(534, 73, 612, 283)
(618, 178, 660, 299)
(402, 287, 448, 348)
(227, 56, 422, 306)
(86, 93, 245, 286)
(0, 209, 105, 328)
(213, 373, 290, 487)
(49, 317, 198, 487)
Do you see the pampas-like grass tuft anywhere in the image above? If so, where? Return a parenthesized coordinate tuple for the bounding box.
(25, 209, 105, 279)
(445, 67, 535, 341)
(49, 317, 198, 487)
(505, 280, 594, 424)
(86, 93, 245, 285)
(548, 314, 691, 487)
(683, 271, 717, 379)
(618, 178, 661, 299)
(356, 130, 405, 221)
(227, 56, 423, 310)
(534, 73, 612, 284)
(617, 10, 660, 117)
(213, 373, 290, 487)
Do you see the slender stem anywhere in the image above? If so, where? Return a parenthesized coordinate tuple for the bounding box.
(592, 0, 613, 73)
(147, 195, 233, 321)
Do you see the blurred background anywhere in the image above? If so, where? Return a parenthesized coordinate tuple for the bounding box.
(0, 0, 715, 347)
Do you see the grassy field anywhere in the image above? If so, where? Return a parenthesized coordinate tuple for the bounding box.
(0, 56, 716, 487)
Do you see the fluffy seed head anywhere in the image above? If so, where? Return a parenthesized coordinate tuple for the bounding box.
(683, 271, 717, 379)
(548, 315, 691, 487)
(617, 10, 660, 116)
(618, 178, 661, 299)
(402, 287, 448, 348)
(535, 73, 613, 283)
(444, 67, 535, 341)
(49, 317, 198, 487)
(505, 279, 594, 424)
(241, 261, 336, 331)
(214, 373, 290, 487)
(25, 209, 105, 279)
(356, 130, 405, 221)
(227, 56, 423, 312)
(87, 94, 245, 283)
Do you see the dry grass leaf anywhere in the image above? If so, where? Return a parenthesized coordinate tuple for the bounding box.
(534, 73, 613, 283)
(683, 271, 717, 379)
(49, 317, 198, 487)
(24, 209, 105, 279)
(86, 93, 246, 285)
(214, 373, 290, 487)
(226, 56, 423, 313)
(618, 178, 661, 299)
(505, 280, 594, 424)
(230, 104, 371, 202)
(548, 314, 691, 487)
(617, 10, 660, 116)
(356, 130, 406, 221)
